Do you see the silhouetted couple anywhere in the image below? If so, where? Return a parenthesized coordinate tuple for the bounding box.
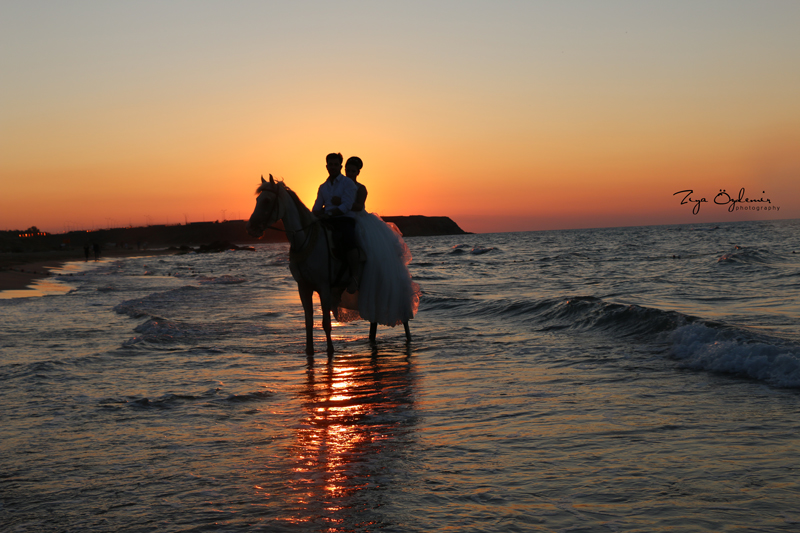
(311, 153, 361, 292)
(312, 152, 420, 327)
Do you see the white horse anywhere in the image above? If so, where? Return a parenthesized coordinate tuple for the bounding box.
(246, 175, 410, 356)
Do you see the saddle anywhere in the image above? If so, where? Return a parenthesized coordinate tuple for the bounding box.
(319, 219, 350, 262)
(319, 219, 366, 261)
(289, 219, 364, 290)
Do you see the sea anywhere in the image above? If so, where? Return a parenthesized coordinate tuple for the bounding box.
(2, 219, 800, 532)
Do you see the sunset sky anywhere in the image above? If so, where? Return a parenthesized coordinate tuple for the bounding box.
(2, 1, 799, 234)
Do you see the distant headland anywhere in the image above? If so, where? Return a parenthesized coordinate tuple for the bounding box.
(1, 216, 469, 255)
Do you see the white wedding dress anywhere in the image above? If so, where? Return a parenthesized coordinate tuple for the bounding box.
(334, 210, 421, 327)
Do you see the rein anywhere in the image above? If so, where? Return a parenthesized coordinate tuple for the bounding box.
(257, 180, 349, 303)
(258, 187, 281, 231)
(289, 222, 320, 264)
(259, 186, 315, 234)
(263, 184, 321, 264)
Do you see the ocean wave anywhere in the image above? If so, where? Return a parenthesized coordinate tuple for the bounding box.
(411, 274, 450, 281)
(539, 297, 695, 338)
(717, 246, 772, 264)
(441, 295, 694, 338)
(126, 393, 200, 409)
(123, 317, 222, 345)
(669, 323, 800, 388)
(688, 225, 721, 231)
(114, 286, 202, 319)
(197, 274, 247, 285)
(99, 388, 275, 410)
(224, 390, 275, 402)
(0, 359, 66, 381)
(424, 291, 800, 387)
(420, 293, 476, 312)
(536, 252, 585, 262)
(530, 297, 800, 388)
(448, 244, 497, 255)
(470, 246, 496, 255)
(100, 391, 209, 409)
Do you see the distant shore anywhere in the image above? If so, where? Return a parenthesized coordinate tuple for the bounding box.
(1, 215, 469, 292)
(0, 248, 177, 291)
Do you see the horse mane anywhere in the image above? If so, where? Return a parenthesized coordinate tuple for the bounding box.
(255, 178, 312, 214)
(281, 184, 306, 209)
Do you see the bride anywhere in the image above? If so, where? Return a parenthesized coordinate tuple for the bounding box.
(334, 156, 421, 329)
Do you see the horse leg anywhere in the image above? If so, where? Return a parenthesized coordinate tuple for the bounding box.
(298, 286, 315, 355)
(321, 299, 334, 356)
(369, 322, 377, 342)
(403, 321, 411, 342)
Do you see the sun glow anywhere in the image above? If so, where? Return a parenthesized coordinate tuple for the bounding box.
(3, 3, 798, 234)
(276, 350, 416, 525)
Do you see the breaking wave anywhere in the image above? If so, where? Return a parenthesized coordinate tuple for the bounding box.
(423, 293, 800, 388)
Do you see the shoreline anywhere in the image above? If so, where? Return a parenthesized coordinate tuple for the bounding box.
(0, 248, 177, 291)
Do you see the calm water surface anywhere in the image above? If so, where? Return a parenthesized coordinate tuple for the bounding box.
(2, 220, 800, 531)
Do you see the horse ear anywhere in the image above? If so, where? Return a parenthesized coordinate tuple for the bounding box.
(261, 175, 266, 185)
(269, 174, 275, 184)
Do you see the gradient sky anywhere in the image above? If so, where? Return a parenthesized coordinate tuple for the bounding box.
(2, 1, 799, 234)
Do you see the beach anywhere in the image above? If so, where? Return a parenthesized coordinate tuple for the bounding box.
(0, 249, 177, 291)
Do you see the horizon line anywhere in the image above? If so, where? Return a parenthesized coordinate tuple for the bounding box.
(4, 215, 797, 238)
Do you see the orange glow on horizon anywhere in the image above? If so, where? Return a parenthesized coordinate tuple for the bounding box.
(3, 139, 797, 234)
(2, 4, 799, 234)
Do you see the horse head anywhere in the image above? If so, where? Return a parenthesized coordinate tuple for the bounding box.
(246, 174, 282, 238)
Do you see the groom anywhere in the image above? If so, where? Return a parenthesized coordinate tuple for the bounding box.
(311, 152, 361, 292)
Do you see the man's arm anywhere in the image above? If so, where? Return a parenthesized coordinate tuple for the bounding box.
(311, 183, 327, 215)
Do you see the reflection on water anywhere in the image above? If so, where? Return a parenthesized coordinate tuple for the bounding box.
(281, 344, 418, 529)
(0, 260, 94, 299)
(0, 275, 73, 299)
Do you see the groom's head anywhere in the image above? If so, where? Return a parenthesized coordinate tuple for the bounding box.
(326, 152, 343, 179)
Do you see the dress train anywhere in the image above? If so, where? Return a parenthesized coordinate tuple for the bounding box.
(334, 211, 420, 327)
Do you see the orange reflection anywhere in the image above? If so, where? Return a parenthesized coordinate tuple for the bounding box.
(279, 346, 417, 529)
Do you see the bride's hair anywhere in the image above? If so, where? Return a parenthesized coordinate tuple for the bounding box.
(345, 156, 363, 170)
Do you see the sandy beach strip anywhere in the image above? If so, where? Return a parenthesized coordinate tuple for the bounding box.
(0, 249, 177, 291)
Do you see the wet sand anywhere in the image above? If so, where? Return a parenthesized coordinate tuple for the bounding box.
(0, 249, 177, 291)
